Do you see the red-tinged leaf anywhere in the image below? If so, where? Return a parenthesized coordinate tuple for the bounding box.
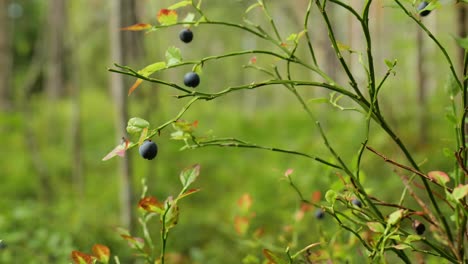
(92, 244, 110, 264)
(71, 250, 95, 264)
(311, 191, 321, 203)
(173, 119, 196, 133)
(128, 79, 143, 95)
(284, 168, 293, 177)
(262, 249, 289, 264)
(253, 227, 265, 238)
(427, 171, 450, 185)
(121, 23, 152, 31)
(157, 9, 178, 25)
(102, 138, 130, 161)
(237, 193, 252, 213)
(120, 235, 144, 249)
(163, 199, 180, 231)
(177, 188, 201, 200)
(192, 120, 199, 128)
(234, 216, 249, 235)
(300, 202, 312, 212)
(138, 196, 164, 213)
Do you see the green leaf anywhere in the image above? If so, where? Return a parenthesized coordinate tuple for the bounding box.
(180, 164, 200, 188)
(192, 63, 203, 74)
(388, 209, 404, 226)
(170, 130, 190, 141)
(126, 117, 150, 134)
(286, 33, 297, 42)
(245, 2, 261, 14)
(454, 36, 468, 50)
(165, 46, 182, 66)
(325, 190, 338, 205)
(452, 184, 468, 201)
(163, 199, 180, 232)
(157, 9, 178, 25)
(182, 13, 196, 23)
(444, 73, 460, 96)
(367, 222, 385, 233)
(307, 97, 329, 104)
(167, 0, 191, 10)
(138, 61, 167, 77)
(405, 235, 421, 243)
(393, 244, 411, 250)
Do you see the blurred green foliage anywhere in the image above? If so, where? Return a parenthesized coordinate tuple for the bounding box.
(0, 0, 464, 263)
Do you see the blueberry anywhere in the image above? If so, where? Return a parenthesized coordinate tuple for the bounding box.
(139, 140, 158, 160)
(417, 1, 431, 17)
(314, 209, 325, 220)
(351, 198, 362, 208)
(184, 72, 200, 88)
(0, 240, 6, 250)
(412, 220, 426, 235)
(179, 29, 193, 43)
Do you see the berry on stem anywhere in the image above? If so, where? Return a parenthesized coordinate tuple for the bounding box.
(314, 209, 325, 220)
(417, 1, 431, 17)
(412, 220, 426, 235)
(179, 28, 193, 43)
(184, 72, 200, 88)
(351, 198, 362, 208)
(139, 140, 158, 160)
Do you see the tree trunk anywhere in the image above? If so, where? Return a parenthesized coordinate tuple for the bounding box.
(45, 0, 66, 100)
(109, 0, 143, 233)
(416, 26, 428, 145)
(457, 4, 467, 75)
(0, 0, 12, 110)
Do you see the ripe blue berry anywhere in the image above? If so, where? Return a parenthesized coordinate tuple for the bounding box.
(184, 72, 200, 88)
(139, 140, 158, 160)
(417, 1, 431, 17)
(179, 29, 193, 43)
(314, 209, 325, 220)
(351, 199, 362, 208)
(412, 220, 426, 235)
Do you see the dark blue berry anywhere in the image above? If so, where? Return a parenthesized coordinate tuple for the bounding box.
(184, 72, 200, 88)
(139, 140, 158, 160)
(314, 209, 325, 220)
(412, 220, 426, 235)
(179, 29, 193, 43)
(417, 1, 431, 17)
(351, 199, 362, 208)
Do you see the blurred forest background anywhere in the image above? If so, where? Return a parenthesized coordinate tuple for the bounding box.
(0, 0, 467, 263)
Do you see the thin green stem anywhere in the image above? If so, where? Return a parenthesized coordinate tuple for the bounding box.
(304, 0, 318, 65)
(188, 138, 342, 169)
(315, 0, 365, 100)
(260, 0, 282, 42)
(316, 121, 384, 220)
(393, 0, 463, 91)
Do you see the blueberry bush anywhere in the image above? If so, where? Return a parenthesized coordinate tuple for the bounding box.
(73, 0, 468, 263)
